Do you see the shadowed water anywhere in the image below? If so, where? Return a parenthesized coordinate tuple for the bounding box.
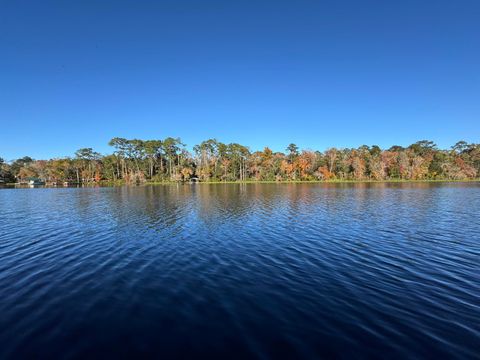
(0, 183, 479, 359)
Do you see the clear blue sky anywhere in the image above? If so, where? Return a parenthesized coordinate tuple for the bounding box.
(1, 0, 479, 160)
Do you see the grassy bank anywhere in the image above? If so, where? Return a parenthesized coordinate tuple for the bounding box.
(146, 179, 480, 185)
(3, 179, 478, 188)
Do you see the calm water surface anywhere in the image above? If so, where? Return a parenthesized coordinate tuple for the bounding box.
(0, 183, 479, 359)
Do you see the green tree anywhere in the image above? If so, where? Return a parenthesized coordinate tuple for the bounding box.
(75, 148, 101, 183)
(286, 143, 299, 160)
(162, 137, 184, 180)
(451, 141, 469, 154)
(144, 140, 163, 178)
(409, 140, 437, 156)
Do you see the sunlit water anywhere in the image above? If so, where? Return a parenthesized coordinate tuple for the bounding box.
(0, 183, 479, 359)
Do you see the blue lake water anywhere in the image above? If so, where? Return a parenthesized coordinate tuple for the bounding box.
(0, 183, 479, 359)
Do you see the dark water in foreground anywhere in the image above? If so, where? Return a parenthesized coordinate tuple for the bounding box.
(0, 183, 479, 359)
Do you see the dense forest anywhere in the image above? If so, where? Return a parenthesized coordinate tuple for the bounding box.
(1, 139, 479, 184)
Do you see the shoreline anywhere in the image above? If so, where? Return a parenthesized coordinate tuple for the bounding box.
(147, 179, 480, 185)
(2, 179, 479, 188)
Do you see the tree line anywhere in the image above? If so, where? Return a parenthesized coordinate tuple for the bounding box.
(1, 139, 479, 184)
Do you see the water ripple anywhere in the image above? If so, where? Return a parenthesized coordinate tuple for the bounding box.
(0, 183, 479, 358)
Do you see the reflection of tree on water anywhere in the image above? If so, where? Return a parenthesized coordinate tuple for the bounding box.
(193, 184, 254, 229)
(121, 185, 192, 237)
(73, 183, 478, 248)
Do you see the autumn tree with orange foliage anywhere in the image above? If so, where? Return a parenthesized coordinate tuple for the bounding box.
(3, 139, 479, 184)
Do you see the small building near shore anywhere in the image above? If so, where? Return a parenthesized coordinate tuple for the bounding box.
(25, 177, 46, 186)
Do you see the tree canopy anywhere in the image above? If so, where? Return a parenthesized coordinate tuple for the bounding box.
(2, 139, 479, 184)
